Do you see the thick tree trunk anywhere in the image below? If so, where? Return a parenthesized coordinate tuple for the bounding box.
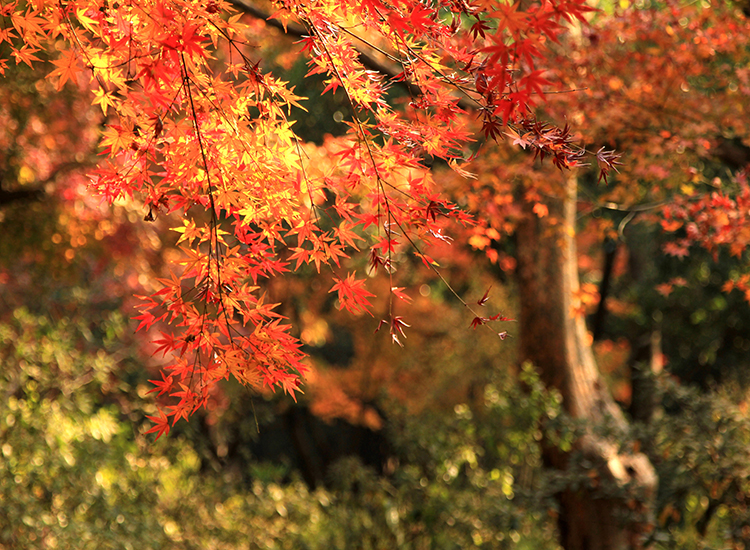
(515, 175, 657, 550)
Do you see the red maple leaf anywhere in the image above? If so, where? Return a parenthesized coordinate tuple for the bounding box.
(330, 273, 375, 316)
(144, 410, 171, 441)
(477, 286, 492, 306)
(147, 371, 174, 397)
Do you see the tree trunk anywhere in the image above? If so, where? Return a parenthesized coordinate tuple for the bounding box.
(515, 174, 657, 550)
(629, 330, 663, 425)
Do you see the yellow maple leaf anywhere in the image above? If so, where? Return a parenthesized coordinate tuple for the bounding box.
(92, 88, 116, 115)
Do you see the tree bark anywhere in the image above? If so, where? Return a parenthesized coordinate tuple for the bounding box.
(515, 174, 657, 550)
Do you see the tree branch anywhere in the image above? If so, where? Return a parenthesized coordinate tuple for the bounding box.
(0, 187, 45, 206)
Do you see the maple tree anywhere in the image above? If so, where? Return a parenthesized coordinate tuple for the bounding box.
(533, 0, 750, 396)
(0, 0, 603, 440)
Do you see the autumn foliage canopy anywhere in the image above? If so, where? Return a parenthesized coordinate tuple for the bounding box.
(4, 0, 729, 439)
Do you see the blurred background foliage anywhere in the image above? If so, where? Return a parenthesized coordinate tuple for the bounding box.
(3, 4, 750, 549)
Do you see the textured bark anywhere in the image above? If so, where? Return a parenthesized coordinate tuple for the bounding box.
(515, 175, 657, 550)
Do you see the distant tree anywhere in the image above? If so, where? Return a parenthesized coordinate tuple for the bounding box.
(451, 2, 750, 548)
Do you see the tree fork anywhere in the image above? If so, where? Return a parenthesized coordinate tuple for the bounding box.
(515, 174, 657, 550)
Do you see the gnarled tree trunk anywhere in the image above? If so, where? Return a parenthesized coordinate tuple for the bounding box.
(515, 174, 657, 550)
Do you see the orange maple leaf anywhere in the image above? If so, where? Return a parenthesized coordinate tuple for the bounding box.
(48, 49, 79, 90)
